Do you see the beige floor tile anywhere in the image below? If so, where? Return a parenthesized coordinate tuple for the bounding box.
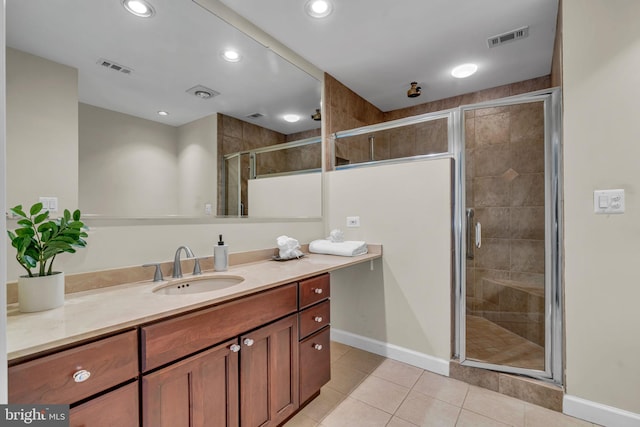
(330, 341, 351, 362)
(456, 409, 511, 427)
(320, 397, 392, 427)
(333, 347, 386, 374)
(463, 386, 525, 427)
(325, 363, 368, 394)
(412, 371, 470, 407)
(301, 386, 346, 422)
(370, 358, 424, 388)
(386, 416, 418, 427)
(284, 412, 319, 427)
(350, 375, 410, 414)
(395, 390, 461, 427)
(524, 404, 595, 427)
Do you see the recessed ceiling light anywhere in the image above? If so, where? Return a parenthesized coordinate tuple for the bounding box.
(157, 111, 169, 116)
(283, 114, 300, 123)
(122, 0, 155, 18)
(222, 50, 241, 62)
(451, 63, 478, 79)
(305, 0, 333, 18)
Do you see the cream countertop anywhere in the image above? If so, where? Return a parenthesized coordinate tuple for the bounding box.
(7, 247, 381, 361)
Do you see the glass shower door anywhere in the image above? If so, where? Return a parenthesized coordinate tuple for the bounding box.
(458, 90, 562, 382)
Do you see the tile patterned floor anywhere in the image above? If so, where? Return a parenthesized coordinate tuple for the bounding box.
(285, 342, 598, 427)
(466, 315, 544, 371)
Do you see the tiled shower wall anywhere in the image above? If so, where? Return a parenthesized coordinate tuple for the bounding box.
(216, 114, 320, 215)
(465, 102, 546, 346)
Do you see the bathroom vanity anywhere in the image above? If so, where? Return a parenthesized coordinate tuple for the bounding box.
(6, 248, 378, 426)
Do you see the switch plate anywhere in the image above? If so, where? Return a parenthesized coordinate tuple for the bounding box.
(204, 203, 212, 215)
(346, 216, 360, 227)
(593, 189, 625, 214)
(39, 196, 58, 213)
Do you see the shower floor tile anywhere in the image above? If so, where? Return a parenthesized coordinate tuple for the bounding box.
(466, 315, 544, 371)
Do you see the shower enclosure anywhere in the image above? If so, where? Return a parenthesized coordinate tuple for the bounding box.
(332, 88, 562, 383)
(457, 89, 562, 382)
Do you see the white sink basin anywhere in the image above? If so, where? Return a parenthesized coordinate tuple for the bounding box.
(153, 275, 245, 295)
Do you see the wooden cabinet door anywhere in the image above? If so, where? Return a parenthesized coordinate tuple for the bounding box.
(142, 339, 239, 427)
(299, 327, 331, 404)
(240, 315, 299, 427)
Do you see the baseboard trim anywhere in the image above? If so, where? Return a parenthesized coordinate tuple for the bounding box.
(563, 394, 640, 427)
(330, 328, 450, 377)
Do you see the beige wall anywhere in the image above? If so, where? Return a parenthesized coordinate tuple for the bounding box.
(177, 115, 218, 216)
(563, 0, 640, 414)
(327, 159, 452, 362)
(6, 48, 78, 211)
(79, 103, 179, 217)
(1, 4, 8, 403)
(249, 173, 322, 218)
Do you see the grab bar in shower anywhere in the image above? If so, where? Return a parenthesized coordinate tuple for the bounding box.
(466, 208, 481, 260)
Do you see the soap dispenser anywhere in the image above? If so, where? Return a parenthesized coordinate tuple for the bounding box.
(214, 234, 229, 271)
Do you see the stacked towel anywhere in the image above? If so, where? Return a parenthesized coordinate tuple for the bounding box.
(309, 239, 368, 257)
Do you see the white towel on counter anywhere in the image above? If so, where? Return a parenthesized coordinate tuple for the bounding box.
(309, 239, 368, 257)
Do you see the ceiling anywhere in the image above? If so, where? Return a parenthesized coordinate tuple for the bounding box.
(6, 0, 558, 134)
(5, 0, 322, 133)
(220, 0, 559, 111)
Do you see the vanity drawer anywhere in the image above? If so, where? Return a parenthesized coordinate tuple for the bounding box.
(299, 326, 330, 404)
(69, 381, 139, 427)
(299, 299, 330, 339)
(141, 283, 297, 371)
(8, 330, 138, 405)
(299, 274, 330, 309)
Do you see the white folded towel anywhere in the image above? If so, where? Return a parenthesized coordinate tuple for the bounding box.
(309, 239, 368, 257)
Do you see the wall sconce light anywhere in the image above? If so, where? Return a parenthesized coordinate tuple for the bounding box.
(407, 82, 421, 98)
(311, 109, 322, 121)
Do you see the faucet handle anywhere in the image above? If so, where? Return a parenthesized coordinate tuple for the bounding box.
(192, 258, 202, 275)
(143, 263, 164, 282)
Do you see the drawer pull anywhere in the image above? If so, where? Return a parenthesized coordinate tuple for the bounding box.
(313, 344, 323, 351)
(313, 288, 323, 294)
(229, 344, 241, 353)
(314, 316, 323, 323)
(73, 369, 91, 383)
(243, 338, 254, 347)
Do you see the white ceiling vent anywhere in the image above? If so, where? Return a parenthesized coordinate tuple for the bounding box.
(97, 58, 133, 74)
(246, 113, 264, 119)
(186, 85, 220, 100)
(487, 26, 529, 48)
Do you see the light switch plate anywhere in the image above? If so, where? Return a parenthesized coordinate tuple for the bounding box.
(593, 189, 625, 214)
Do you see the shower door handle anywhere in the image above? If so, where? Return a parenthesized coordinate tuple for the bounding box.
(466, 209, 475, 259)
(475, 222, 482, 249)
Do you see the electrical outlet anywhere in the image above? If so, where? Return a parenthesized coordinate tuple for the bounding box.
(346, 216, 360, 227)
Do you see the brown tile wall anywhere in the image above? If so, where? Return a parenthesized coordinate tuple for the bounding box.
(466, 102, 546, 347)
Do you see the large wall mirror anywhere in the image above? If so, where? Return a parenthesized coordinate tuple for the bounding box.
(5, 0, 322, 219)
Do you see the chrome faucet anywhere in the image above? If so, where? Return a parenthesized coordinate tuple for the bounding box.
(173, 246, 201, 278)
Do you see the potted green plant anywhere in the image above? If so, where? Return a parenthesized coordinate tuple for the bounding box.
(7, 202, 88, 312)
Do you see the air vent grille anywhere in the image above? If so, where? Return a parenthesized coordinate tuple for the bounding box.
(246, 113, 264, 119)
(97, 58, 133, 74)
(487, 26, 529, 48)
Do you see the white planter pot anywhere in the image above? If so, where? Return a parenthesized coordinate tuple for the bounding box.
(18, 272, 65, 313)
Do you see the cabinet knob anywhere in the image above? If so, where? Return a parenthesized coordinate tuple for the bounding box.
(314, 316, 323, 323)
(73, 369, 91, 383)
(243, 338, 254, 347)
(313, 344, 323, 351)
(313, 288, 323, 294)
(229, 344, 241, 353)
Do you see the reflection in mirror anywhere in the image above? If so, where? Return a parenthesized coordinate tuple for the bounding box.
(335, 116, 449, 167)
(5, 0, 322, 218)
